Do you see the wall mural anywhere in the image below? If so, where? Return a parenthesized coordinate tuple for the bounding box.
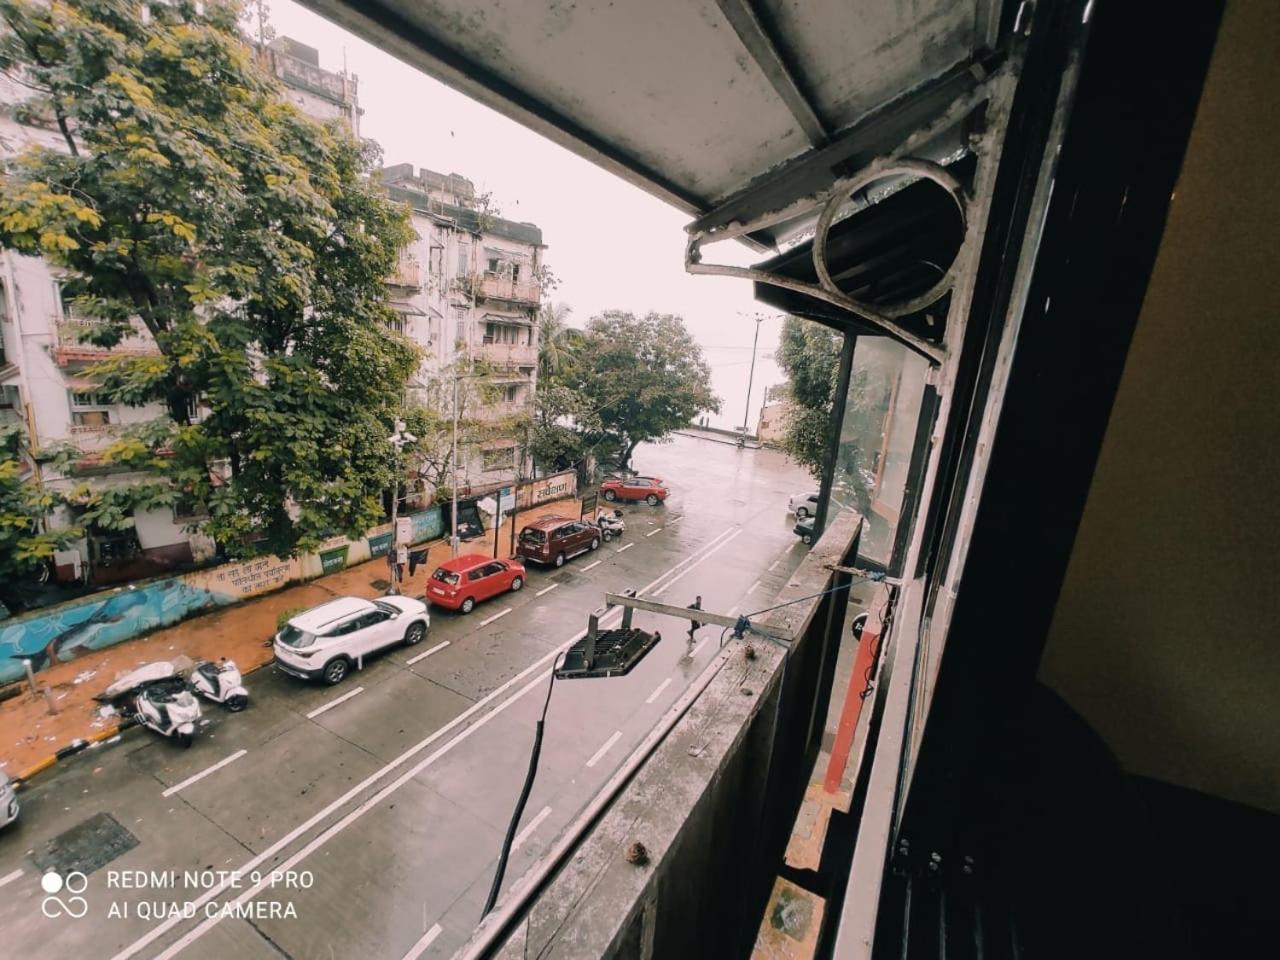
(0, 508, 448, 685)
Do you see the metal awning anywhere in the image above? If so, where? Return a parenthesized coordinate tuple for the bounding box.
(481, 312, 532, 327)
(388, 299, 428, 316)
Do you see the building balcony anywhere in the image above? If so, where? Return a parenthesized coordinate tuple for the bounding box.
(478, 339, 538, 368)
(388, 256, 422, 289)
(52, 318, 159, 366)
(472, 398, 532, 423)
(473, 273, 541, 305)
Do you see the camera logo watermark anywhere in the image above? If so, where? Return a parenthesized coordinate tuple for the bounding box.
(41, 871, 89, 919)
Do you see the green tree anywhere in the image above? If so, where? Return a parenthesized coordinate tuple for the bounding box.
(775, 315, 842, 476)
(0, 0, 418, 558)
(570, 310, 719, 470)
(0, 426, 80, 609)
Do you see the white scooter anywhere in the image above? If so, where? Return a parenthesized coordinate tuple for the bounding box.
(100, 662, 202, 748)
(190, 658, 249, 712)
(595, 509, 626, 542)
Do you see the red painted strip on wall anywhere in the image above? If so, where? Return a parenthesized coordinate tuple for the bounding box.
(823, 627, 882, 795)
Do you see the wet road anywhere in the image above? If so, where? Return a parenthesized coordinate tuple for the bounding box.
(0, 435, 811, 960)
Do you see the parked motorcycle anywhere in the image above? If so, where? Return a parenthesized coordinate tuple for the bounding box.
(595, 509, 626, 542)
(190, 658, 249, 712)
(99, 662, 202, 748)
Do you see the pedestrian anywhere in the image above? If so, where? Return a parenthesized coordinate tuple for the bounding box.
(395, 542, 409, 585)
(686, 595, 703, 644)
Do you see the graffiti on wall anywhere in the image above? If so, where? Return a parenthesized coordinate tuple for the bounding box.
(2, 505, 477, 684)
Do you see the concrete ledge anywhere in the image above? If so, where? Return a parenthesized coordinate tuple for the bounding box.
(466, 511, 863, 959)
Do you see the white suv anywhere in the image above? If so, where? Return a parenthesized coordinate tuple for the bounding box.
(788, 491, 819, 518)
(273, 596, 430, 685)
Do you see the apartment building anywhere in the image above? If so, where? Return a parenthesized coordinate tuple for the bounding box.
(0, 35, 362, 588)
(379, 163, 544, 501)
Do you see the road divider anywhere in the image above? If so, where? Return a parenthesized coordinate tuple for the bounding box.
(586, 730, 623, 768)
(407, 640, 450, 665)
(306, 686, 364, 720)
(480, 608, 512, 627)
(512, 805, 553, 853)
(401, 923, 443, 960)
(645, 678, 672, 704)
(161, 749, 248, 799)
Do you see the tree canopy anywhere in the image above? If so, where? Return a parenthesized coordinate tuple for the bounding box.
(775, 315, 842, 477)
(535, 310, 719, 471)
(0, 0, 418, 559)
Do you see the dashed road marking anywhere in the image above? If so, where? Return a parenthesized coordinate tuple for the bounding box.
(690, 637, 709, 658)
(0, 868, 24, 889)
(617, 543, 634, 553)
(512, 805, 553, 852)
(480, 607, 512, 627)
(645, 528, 662, 537)
(402, 923, 443, 960)
(746, 579, 762, 594)
(306, 686, 364, 720)
(768, 557, 781, 572)
(162, 750, 248, 798)
(586, 730, 623, 768)
(645, 677, 672, 704)
(582, 559, 602, 572)
(653, 528, 744, 597)
(407, 640, 449, 665)
(536, 583, 559, 597)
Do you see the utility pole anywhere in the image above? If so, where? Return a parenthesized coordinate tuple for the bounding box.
(450, 374, 460, 558)
(387, 420, 416, 595)
(741, 314, 765, 445)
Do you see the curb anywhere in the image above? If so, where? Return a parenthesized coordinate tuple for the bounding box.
(12, 720, 133, 790)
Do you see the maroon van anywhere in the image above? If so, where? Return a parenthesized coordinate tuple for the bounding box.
(516, 515, 600, 567)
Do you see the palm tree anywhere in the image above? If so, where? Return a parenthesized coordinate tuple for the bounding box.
(537, 302, 577, 380)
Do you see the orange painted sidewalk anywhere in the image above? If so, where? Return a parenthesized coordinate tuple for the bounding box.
(0, 498, 581, 778)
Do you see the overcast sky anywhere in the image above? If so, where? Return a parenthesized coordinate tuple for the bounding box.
(268, 0, 785, 432)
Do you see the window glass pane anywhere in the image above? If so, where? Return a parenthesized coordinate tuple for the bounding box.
(829, 337, 930, 567)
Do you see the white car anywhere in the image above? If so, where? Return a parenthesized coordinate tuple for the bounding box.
(0, 771, 18, 828)
(273, 596, 430, 685)
(788, 491, 819, 518)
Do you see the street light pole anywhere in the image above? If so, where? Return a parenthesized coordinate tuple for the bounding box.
(387, 420, 416, 596)
(451, 374, 460, 558)
(741, 315, 764, 444)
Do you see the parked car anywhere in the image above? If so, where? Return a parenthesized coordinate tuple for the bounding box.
(788, 491, 819, 518)
(274, 595, 430, 685)
(0, 770, 18, 829)
(600, 475, 669, 505)
(427, 555, 526, 613)
(517, 516, 600, 567)
(794, 515, 815, 544)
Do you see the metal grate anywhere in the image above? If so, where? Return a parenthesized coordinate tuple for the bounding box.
(32, 812, 139, 877)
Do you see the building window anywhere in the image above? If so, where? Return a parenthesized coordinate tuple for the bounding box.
(69, 390, 113, 427)
(482, 446, 516, 472)
(503, 384, 520, 403)
(384, 313, 406, 335)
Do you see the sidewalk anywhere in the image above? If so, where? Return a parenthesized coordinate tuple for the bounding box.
(0, 498, 581, 779)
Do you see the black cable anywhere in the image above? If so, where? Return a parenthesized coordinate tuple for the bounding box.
(482, 663, 557, 916)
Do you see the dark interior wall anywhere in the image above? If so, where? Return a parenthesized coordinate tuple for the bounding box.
(1039, 0, 1280, 814)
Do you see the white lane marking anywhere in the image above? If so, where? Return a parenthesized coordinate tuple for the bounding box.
(746, 578, 762, 594)
(480, 608, 512, 627)
(511, 805, 553, 853)
(407, 640, 449, 665)
(667, 515, 682, 523)
(581, 559, 602, 572)
(617, 543, 634, 553)
(768, 557, 781, 572)
(129, 528, 740, 960)
(644, 677, 672, 704)
(306, 686, 364, 720)
(402, 923, 443, 960)
(535, 583, 559, 597)
(653, 527, 745, 597)
(0, 868, 23, 889)
(645, 528, 662, 537)
(586, 730, 623, 768)
(161, 750, 248, 799)
(690, 637, 709, 658)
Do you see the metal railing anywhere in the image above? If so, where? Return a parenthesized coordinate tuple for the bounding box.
(474, 273, 541, 304)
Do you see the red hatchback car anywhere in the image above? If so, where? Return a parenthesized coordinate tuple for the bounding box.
(426, 555, 526, 614)
(600, 475, 669, 505)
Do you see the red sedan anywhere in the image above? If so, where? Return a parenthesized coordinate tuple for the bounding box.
(600, 475, 669, 505)
(425, 555, 526, 613)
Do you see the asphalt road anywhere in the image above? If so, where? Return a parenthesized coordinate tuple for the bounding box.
(0, 435, 812, 960)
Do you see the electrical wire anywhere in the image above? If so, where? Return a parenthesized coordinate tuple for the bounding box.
(482, 661, 557, 916)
